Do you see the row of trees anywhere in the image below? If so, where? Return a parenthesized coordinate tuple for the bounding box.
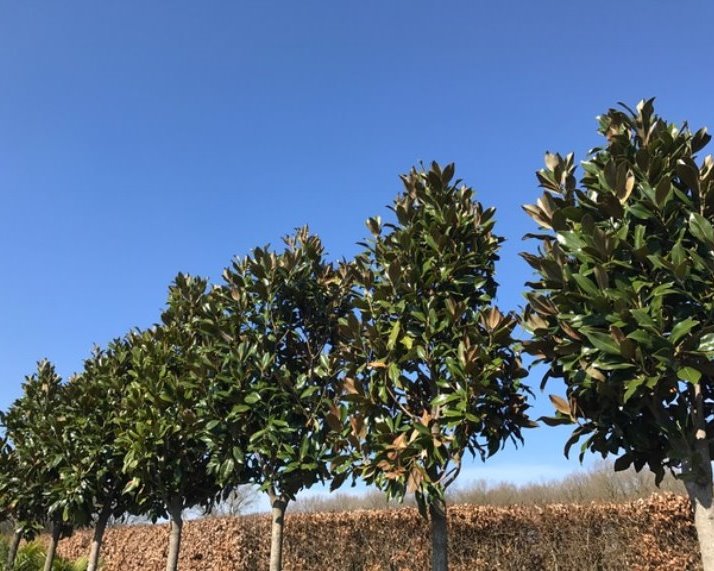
(1, 100, 713, 571)
(1, 168, 530, 571)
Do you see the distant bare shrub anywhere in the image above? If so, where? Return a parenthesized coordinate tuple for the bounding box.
(450, 460, 685, 507)
(291, 461, 686, 514)
(206, 486, 259, 517)
(293, 490, 397, 513)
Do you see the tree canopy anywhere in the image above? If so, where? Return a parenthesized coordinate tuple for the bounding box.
(522, 99, 714, 568)
(338, 162, 532, 570)
(203, 228, 352, 571)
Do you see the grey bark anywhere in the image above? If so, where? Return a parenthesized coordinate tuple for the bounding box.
(165, 498, 184, 571)
(685, 380, 714, 571)
(5, 528, 22, 571)
(268, 492, 289, 571)
(429, 496, 448, 571)
(42, 523, 61, 571)
(87, 505, 112, 571)
(686, 480, 714, 571)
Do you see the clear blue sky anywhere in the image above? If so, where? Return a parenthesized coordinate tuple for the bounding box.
(2, 1, 713, 498)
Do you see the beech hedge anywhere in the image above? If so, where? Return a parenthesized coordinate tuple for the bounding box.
(53, 494, 698, 571)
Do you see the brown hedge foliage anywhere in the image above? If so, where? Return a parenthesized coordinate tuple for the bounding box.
(56, 494, 699, 571)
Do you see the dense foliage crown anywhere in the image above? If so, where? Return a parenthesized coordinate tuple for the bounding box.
(523, 99, 714, 483)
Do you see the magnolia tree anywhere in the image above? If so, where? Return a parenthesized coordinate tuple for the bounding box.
(338, 163, 532, 571)
(1, 361, 73, 571)
(60, 341, 141, 571)
(522, 100, 714, 569)
(0, 434, 50, 571)
(117, 276, 220, 571)
(203, 228, 351, 571)
(0, 434, 24, 571)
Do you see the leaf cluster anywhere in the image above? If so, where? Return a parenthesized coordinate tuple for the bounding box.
(522, 98, 714, 483)
(339, 162, 531, 510)
(1, 361, 73, 535)
(116, 275, 221, 520)
(203, 228, 352, 501)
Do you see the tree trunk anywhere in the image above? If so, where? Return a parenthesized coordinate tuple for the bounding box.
(685, 380, 714, 571)
(5, 528, 22, 571)
(429, 496, 448, 571)
(268, 491, 289, 571)
(165, 498, 184, 571)
(87, 505, 112, 571)
(42, 522, 61, 571)
(686, 480, 714, 571)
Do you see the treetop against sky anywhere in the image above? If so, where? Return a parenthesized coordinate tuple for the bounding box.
(1, 0, 713, 490)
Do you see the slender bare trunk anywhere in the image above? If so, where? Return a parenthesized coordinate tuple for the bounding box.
(165, 498, 183, 571)
(268, 491, 289, 571)
(5, 528, 22, 571)
(429, 496, 448, 571)
(42, 523, 61, 571)
(686, 480, 714, 571)
(686, 380, 714, 571)
(87, 505, 112, 571)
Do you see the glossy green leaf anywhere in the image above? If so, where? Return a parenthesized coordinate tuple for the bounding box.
(670, 318, 699, 344)
(581, 330, 621, 355)
(678, 366, 702, 384)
